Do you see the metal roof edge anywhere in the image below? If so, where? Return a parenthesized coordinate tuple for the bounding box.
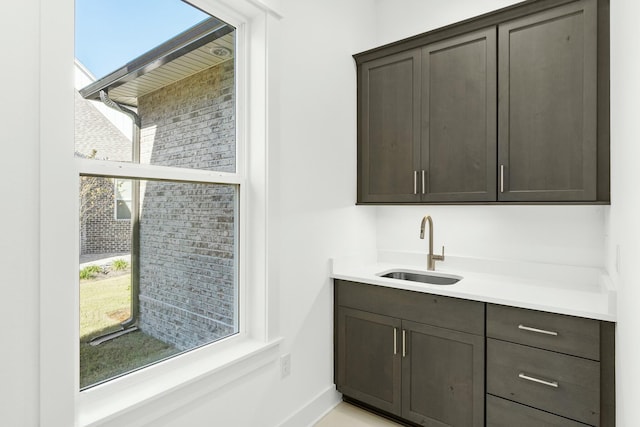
(79, 17, 233, 103)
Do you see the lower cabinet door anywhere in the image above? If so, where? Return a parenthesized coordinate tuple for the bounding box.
(401, 320, 484, 426)
(336, 306, 402, 416)
(487, 395, 591, 427)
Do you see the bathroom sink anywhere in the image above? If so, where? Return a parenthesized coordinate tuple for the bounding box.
(379, 270, 462, 285)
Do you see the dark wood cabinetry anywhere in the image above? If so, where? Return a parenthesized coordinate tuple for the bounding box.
(421, 29, 497, 202)
(336, 307, 401, 415)
(358, 29, 497, 203)
(359, 50, 421, 203)
(355, 0, 609, 204)
(334, 281, 615, 426)
(497, 1, 598, 201)
(335, 280, 485, 426)
(401, 320, 484, 426)
(486, 303, 615, 427)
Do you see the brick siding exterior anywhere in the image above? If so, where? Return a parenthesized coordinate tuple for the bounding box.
(79, 176, 131, 255)
(137, 60, 237, 350)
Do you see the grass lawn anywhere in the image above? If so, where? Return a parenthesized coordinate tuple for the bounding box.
(80, 273, 180, 389)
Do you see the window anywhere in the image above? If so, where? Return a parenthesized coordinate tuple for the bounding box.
(114, 179, 132, 220)
(40, 0, 271, 424)
(75, 1, 241, 389)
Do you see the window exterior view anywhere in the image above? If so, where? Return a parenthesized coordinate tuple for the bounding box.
(75, 6, 238, 389)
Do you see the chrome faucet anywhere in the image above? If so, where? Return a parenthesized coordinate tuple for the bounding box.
(420, 215, 445, 271)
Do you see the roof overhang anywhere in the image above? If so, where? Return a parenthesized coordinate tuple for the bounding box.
(79, 17, 234, 107)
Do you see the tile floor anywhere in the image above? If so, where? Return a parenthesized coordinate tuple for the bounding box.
(314, 402, 404, 427)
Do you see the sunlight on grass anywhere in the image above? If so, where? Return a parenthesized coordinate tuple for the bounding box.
(79, 272, 181, 389)
(80, 330, 180, 389)
(80, 274, 131, 339)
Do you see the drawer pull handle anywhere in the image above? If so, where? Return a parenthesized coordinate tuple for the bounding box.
(519, 373, 559, 388)
(518, 324, 558, 336)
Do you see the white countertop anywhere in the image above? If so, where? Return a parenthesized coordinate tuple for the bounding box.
(330, 251, 616, 322)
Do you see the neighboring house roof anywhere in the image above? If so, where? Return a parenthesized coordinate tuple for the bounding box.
(75, 90, 132, 161)
(79, 17, 234, 107)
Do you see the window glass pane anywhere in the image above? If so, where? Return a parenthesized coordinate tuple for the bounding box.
(74, 1, 236, 173)
(116, 200, 132, 220)
(115, 179, 132, 201)
(79, 177, 238, 389)
(138, 33, 236, 172)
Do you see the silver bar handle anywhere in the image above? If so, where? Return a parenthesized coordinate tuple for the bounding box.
(519, 373, 559, 388)
(518, 324, 558, 336)
(421, 170, 426, 195)
(393, 328, 398, 355)
(500, 165, 504, 193)
(402, 329, 406, 358)
(414, 171, 418, 195)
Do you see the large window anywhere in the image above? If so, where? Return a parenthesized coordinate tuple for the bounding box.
(75, 1, 240, 389)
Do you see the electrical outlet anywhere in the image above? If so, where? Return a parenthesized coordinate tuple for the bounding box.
(280, 353, 291, 378)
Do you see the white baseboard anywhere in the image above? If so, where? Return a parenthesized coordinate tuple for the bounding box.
(278, 386, 341, 427)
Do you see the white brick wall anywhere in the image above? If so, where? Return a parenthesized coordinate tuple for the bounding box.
(137, 61, 237, 350)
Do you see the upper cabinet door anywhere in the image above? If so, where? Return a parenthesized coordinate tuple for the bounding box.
(422, 28, 497, 202)
(358, 50, 422, 203)
(498, 0, 597, 201)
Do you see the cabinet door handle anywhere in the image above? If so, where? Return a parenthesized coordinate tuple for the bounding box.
(421, 170, 426, 195)
(402, 329, 406, 358)
(393, 327, 398, 355)
(518, 373, 559, 388)
(518, 324, 558, 336)
(414, 171, 418, 195)
(500, 165, 505, 193)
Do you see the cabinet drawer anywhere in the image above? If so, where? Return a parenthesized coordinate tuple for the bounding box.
(487, 395, 590, 427)
(487, 303, 600, 360)
(487, 339, 600, 426)
(335, 280, 484, 335)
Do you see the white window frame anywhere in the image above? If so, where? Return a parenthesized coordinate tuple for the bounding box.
(40, 1, 278, 426)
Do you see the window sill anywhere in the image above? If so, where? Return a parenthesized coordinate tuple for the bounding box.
(78, 336, 283, 426)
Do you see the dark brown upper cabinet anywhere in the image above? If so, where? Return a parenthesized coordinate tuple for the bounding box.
(358, 30, 496, 203)
(498, 1, 598, 201)
(359, 50, 422, 203)
(355, 0, 609, 204)
(422, 28, 497, 202)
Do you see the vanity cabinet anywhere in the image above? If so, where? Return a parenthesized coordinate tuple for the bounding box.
(335, 280, 485, 426)
(355, 0, 609, 204)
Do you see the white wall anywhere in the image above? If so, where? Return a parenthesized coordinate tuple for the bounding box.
(377, 205, 605, 267)
(373, 0, 522, 47)
(0, 1, 41, 426)
(607, 1, 640, 425)
(263, 0, 378, 421)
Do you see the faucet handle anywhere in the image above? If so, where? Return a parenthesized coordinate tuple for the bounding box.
(433, 246, 445, 262)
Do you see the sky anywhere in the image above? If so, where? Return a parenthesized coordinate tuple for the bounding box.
(75, 0, 210, 79)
